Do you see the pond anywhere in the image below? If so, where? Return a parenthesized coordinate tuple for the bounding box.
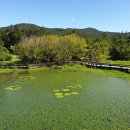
(0, 70, 130, 130)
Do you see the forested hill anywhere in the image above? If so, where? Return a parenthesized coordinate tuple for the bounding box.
(0, 23, 130, 48)
(0, 23, 104, 39)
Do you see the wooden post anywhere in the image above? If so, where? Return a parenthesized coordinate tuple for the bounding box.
(109, 64, 111, 70)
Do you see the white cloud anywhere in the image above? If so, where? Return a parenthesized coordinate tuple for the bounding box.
(70, 17, 76, 22)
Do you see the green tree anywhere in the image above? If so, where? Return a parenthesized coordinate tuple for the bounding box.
(87, 39, 110, 62)
(17, 37, 43, 63)
(65, 34, 87, 60)
(111, 38, 130, 60)
(16, 34, 88, 64)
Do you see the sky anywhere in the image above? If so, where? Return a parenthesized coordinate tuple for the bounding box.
(0, 0, 130, 32)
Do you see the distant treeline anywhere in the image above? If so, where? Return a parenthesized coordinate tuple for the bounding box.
(0, 23, 130, 64)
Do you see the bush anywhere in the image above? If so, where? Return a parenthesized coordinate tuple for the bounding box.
(16, 35, 87, 64)
(0, 53, 12, 61)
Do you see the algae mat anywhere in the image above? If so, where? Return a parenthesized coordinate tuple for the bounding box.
(0, 70, 130, 130)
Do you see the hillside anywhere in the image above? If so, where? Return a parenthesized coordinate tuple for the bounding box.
(0, 23, 109, 38)
(0, 23, 130, 48)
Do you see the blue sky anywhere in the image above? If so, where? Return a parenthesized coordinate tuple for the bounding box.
(0, 0, 130, 32)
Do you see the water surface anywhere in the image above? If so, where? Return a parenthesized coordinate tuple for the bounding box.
(0, 70, 130, 130)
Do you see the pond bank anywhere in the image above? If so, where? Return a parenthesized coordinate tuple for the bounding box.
(0, 64, 130, 81)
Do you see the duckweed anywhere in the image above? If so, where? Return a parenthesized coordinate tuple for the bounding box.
(62, 88, 70, 92)
(1, 70, 130, 129)
(54, 92, 63, 96)
(5, 85, 21, 91)
(56, 95, 64, 98)
(71, 92, 79, 95)
(54, 90, 60, 92)
(66, 85, 75, 88)
(64, 93, 72, 96)
(54, 84, 82, 98)
(54, 92, 64, 98)
(74, 84, 82, 88)
(66, 84, 83, 89)
(18, 76, 36, 80)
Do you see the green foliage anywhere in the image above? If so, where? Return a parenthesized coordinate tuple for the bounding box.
(16, 37, 43, 63)
(87, 39, 110, 62)
(16, 34, 87, 64)
(0, 42, 12, 61)
(64, 34, 87, 60)
(0, 24, 130, 62)
(0, 23, 120, 48)
(1, 24, 50, 48)
(111, 38, 130, 60)
(0, 55, 21, 65)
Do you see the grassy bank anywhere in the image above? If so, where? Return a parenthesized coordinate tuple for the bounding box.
(105, 60, 130, 66)
(50, 64, 130, 80)
(29, 64, 130, 81)
(0, 64, 130, 81)
(0, 68, 28, 74)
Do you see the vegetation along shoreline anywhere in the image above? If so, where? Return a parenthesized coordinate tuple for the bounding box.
(0, 64, 130, 82)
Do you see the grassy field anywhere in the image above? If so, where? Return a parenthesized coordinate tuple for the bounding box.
(105, 60, 130, 66)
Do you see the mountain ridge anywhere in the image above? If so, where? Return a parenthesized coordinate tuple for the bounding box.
(0, 23, 130, 40)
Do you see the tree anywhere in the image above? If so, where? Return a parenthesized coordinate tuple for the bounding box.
(111, 38, 130, 60)
(16, 34, 88, 64)
(64, 34, 87, 60)
(17, 37, 43, 63)
(87, 39, 110, 62)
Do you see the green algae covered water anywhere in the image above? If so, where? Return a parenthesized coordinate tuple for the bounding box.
(0, 70, 130, 130)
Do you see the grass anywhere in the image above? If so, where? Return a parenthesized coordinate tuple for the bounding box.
(105, 60, 130, 66)
(0, 63, 130, 81)
(51, 64, 130, 81)
(0, 68, 28, 74)
(85, 67, 130, 80)
(51, 64, 87, 71)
